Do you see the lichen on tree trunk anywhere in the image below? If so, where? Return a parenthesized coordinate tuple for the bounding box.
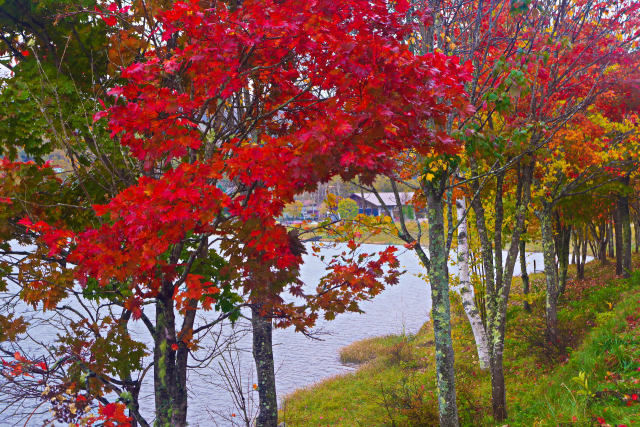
(538, 206, 559, 345)
(252, 305, 278, 427)
(152, 280, 194, 427)
(153, 289, 183, 427)
(423, 181, 460, 427)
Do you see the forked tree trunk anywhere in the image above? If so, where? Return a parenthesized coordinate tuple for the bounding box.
(424, 182, 459, 427)
(456, 197, 490, 369)
(470, 160, 532, 422)
(252, 305, 278, 427)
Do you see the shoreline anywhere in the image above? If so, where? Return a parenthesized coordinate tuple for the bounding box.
(280, 256, 632, 425)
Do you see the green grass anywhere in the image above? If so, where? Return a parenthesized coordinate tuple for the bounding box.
(339, 334, 413, 364)
(507, 276, 640, 426)
(281, 257, 640, 426)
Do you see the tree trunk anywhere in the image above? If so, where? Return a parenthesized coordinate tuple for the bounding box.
(456, 197, 490, 370)
(608, 221, 615, 259)
(555, 219, 571, 296)
(252, 305, 278, 427)
(580, 229, 588, 278)
(634, 217, 640, 254)
(471, 171, 505, 421)
(598, 220, 608, 264)
(424, 183, 459, 427)
(489, 355, 506, 423)
(614, 207, 624, 276)
(470, 191, 507, 420)
(118, 312, 149, 427)
(618, 186, 632, 277)
(153, 282, 193, 427)
(468, 157, 533, 422)
(538, 207, 559, 345)
(154, 290, 187, 427)
(576, 227, 586, 280)
(519, 238, 530, 312)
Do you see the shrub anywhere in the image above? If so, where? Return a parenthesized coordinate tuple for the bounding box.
(337, 198, 358, 220)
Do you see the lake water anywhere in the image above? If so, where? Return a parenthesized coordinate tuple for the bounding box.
(185, 244, 552, 426)
(0, 243, 556, 426)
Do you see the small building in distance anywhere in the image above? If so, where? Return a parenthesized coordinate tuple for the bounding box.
(301, 199, 319, 219)
(349, 192, 417, 219)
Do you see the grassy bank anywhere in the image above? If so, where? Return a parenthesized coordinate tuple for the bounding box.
(281, 257, 640, 426)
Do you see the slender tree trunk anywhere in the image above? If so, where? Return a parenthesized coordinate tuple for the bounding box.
(634, 217, 640, 254)
(576, 227, 586, 280)
(252, 305, 278, 427)
(456, 197, 490, 369)
(580, 229, 588, 277)
(571, 237, 577, 266)
(538, 207, 559, 345)
(519, 238, 531, 312)
(556, 221, 571, 296)
(470, 171, 504, 421)
(573, 231, 580, 278)
(608, 221, 615, 259)
(424, 182, 459, 427)
(558, 247, 569, 296)
(470, 192, 506, 420)
(118, 312, 149, 427)
(128, 384, 148, 427)
(174, 298, 198, 426)
(598, 220, 608, 264)
(615, 207, 624, 276)
(618, 186, 632, 277)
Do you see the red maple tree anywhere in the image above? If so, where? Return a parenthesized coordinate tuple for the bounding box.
(11, 0, 471, 424)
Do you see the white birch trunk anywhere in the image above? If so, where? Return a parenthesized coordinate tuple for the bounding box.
(456, 197, 490, 370)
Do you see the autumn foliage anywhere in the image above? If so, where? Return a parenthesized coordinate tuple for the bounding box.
(2, 0, 640, 425)
(29, 0, 472, 323)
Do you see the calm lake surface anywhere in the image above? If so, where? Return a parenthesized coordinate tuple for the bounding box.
(1, 243, 557, 426)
